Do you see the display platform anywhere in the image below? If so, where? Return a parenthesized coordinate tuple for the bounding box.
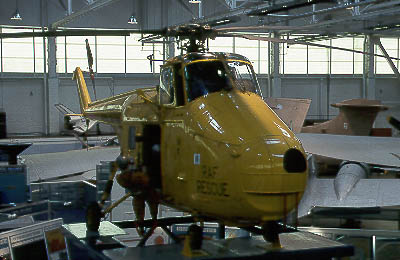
(63, 220, 353, 260)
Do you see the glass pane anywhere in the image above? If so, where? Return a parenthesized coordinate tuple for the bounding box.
(308, 47, 329, 62)
(208, 37, 233, 53)
(380, 38, 398, 49)
(97, 36, 125, 73)
(67, 58, 88, 73)
(126, 59, 151, 73)
(3, 42, 33, 58)
(2, 28, 32, 43)
(309, 61, 328, 74)
(354, 52, 363, 62)
(126, 34, 163, 73)
(235, 47, 258, 61)
(56, 37, 66, 73)
(285, 62, 307, 74)
(56, 58, 65, 73)
(354, 61, 363, 74)
(260, 46, 269, 73)
(332, 38, 353, 49)
(34, 36, 47, 73)
(284, 45, 307, 61)
(260, 60, 268, 74)
(284, 40, 306, 74)
(97, 59, 124, 73)
(331, 61, 353, 74)
(354, 37, 364, 50)
(2, 37, 33, 72)
(35, 58, 44, 73)
(331, 49, 352, 62)
(3, 58, 34, 72)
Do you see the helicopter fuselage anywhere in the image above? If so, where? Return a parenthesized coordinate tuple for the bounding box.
(75, 52, 308, 227)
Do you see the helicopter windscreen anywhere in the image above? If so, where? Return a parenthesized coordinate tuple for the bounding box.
(185, 60, 259, 102)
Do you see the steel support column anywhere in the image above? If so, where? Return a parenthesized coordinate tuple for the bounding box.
(47, 36, 60, 135)
(363, 35, 376, 100)
(271, 33, 282, 97)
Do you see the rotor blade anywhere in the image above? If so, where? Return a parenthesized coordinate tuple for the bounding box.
(85, 39, 94, 69)
(0, 29, 167, 39)
(203, 16, 241, 27)
(216, 25, 309, 32)
(247, 0, 332, 16)
(175, 0, 195, 17)
(237, 34, 400, 61)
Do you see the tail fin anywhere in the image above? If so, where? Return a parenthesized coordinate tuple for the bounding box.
(73, 67, 91, 112)
(265, 98, 311, 133)
(302, 99, 388, 136)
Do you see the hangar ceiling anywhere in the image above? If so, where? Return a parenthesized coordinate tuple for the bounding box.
(1, 0, 400, 39)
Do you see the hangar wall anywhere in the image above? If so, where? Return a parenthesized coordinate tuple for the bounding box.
(0, 74, 398, 136)
(0, 77, 45, 135)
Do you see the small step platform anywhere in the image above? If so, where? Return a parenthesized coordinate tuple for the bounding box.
(63, 221, 353, 260)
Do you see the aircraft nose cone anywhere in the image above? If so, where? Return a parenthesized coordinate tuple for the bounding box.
(334, 163, 368, 201)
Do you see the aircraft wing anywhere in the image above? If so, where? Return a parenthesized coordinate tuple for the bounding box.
(297, 133, 400, 168)
(20, 147, 120, 183)
(298, 176, 400, 217)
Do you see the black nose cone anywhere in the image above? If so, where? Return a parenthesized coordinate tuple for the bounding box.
(283, 148, 306, 173)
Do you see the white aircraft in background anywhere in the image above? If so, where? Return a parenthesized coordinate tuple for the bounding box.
(55, 103, 97, 135)
(267, 98, 400, 217)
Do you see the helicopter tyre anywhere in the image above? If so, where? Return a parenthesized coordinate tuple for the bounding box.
(188, 224, 203, 250)
(86, 202, 102, 232)
(262, 221, 281, 247)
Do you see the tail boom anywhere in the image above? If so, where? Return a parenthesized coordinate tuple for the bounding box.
(73, 67, 92, 112)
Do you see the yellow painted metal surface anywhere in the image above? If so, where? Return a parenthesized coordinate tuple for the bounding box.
(73, 53, 308, 226)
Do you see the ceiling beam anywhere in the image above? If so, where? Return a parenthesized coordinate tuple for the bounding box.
(51, 0, 123, 29)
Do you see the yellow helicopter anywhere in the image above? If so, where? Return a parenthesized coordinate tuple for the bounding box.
(0, 23, 308, 248)
(73, 24, 308, 247)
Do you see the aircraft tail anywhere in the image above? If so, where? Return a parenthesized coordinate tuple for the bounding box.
(265, 98, 311, 133)
(73, 67, 92, 112)
(302, 99, 388, 136)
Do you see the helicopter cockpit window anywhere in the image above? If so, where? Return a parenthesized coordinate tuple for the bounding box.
(227, 61, 259, 94)
(160, 67, 174, 105)
(185, 61, 230, 102)
(185, 60, 260, 102)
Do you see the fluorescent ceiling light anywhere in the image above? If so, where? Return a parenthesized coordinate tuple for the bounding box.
(128, 14, 137, 24)
(11, 9, 22, 20)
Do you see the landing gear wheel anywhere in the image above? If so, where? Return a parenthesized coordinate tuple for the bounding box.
(188, 224, 203, 250)
(86, 202, 101, 232)
(262, 221, 281, 247)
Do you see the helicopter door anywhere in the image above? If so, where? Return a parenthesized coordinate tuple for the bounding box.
(158, 64, 189, 203)
(142, 125, 161, 190)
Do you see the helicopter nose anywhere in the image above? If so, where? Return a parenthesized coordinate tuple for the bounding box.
(240, 136, 307, 193)
(240, 136, 307, 176)
(239, 137, 307, 219)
